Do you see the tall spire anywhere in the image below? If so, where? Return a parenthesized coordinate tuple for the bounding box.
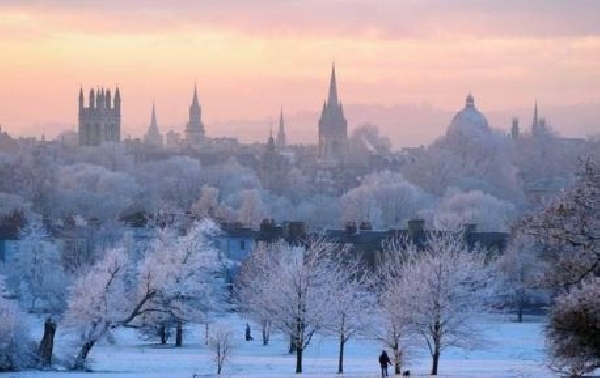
(533, 99, 538, 125)
(151, 102, 157, 127)
(327, 62, 338, 106)
(276, 106, 286, 149)
(279, 106, 284, 131)
(192, 82, 199, 107)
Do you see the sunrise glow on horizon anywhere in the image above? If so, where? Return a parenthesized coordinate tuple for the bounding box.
(1, 1, 599, 145)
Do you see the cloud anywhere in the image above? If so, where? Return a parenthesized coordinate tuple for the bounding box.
(3, 0, 600, 39)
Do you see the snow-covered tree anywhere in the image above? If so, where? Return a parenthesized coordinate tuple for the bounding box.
(53, 163, 140, 222)
(546, 276, 600, 377)
(235, 239, 337, 373)
(494, 233, 549, 322)
(134, 221, 226, 347)
(237, 189, 266, 228)
(520, 159, 600, 374)
(0, 277, 37, 371)
(134, 156, 204, 213)
(341, 171, 431, 229)
(381, 232, 493, 376)
(62, 220, 226, 369)
(208, 323, 235, 375)
(424, 189, 517, 232)
(5, 218, 68, 313)
(320, 250, 376, 374)
(62, 247, 129, 370)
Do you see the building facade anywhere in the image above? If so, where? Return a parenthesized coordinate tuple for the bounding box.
(78, 87, 121, 146)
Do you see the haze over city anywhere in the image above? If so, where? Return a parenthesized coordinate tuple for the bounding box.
(1, 0, 599, 146)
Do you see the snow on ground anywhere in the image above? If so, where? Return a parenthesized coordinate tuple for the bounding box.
(11, 314, 553, 378)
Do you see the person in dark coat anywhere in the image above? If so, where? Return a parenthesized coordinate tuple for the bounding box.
(378, 350, 392, 377)
(245, 323, 253, 341)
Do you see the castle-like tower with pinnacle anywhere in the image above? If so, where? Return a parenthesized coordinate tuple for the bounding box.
(186, 84, 205, 148)
(318, 64, 348, 162)
(78, 86, 121, 146)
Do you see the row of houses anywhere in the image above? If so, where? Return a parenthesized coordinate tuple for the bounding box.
(1, 214, 509, 286)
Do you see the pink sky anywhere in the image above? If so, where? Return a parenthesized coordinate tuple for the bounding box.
(1, 1, 599, 145)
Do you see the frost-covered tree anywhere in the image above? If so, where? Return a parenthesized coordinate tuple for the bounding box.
(424, 189, 517, 232)
(5, 218, 68, 313)
(234, 242, 277, 346)
(134, 221, 226, 347)
(495, 233, 549, 322)
(381, 232, 493, 375)
(341, 171, 431, 229)
(208, 323, 235, 375)
(135, 156, 204, 213)
(62, 248, 129, 370)
(235, 239, 336, 373)
(0, 276, 37, 371)
(520, 160, 600, 375)
(320, 250, 375, 374)
(237, 189, 266, 228)
(53, 163, 140, 222)
(62, 220, 225, 369)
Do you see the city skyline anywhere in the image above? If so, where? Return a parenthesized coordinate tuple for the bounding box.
(1, 1, 599, 145)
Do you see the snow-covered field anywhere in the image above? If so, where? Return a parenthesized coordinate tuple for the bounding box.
(8, 313, 555, 378)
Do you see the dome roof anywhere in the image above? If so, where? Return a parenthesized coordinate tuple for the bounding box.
(448, 94, 490, 135)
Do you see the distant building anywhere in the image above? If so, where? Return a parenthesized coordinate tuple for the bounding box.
(318, 64, 348, 163)
(78, 86, 121, 146)
(260, 130, 287, 191)
(447, 93, 490, 136)
(186, 84, 205, 149)
(276, 108, 286, 149)
(144, 103, 163, 148)
(165, 130, 182, 150)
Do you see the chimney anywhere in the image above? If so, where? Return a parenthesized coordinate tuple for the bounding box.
(460, 223, 477, 235)
(284, 221, 306, 242)
(344, 221, 357, 235)
(407, 218, 425, 240)
(359, 221, 372, 231)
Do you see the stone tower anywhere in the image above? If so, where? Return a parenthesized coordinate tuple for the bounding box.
(186, 84, 205, 148)
(78, 86, 121, 146)
(144, 102, 163, 148)
(318, 64, 348, 162)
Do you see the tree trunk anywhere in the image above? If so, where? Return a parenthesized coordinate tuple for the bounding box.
(159, 324, 167, 344)
(39, 317, 57, 368)
(175, 321, 183, 347)
(216, 342, 222, 375)
(205, 323, 209, 346)
(431, 320, 441, 375)
(73, 340, 95, 371)
(393, 339, 401, 375)
(517, 291, 524, 323)
(262, 320, 270, 346)
(338, 334, 345, 374)
(296, 341, 303, 374)
(431, 351, 440, 375)
(288, 333, 295, 354)
(517, 304, 523, 323)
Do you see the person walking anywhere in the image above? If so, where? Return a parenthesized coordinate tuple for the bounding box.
(378, 350, 392, 377)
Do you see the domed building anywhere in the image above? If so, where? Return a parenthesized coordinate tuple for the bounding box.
(447, 93, 490, 136)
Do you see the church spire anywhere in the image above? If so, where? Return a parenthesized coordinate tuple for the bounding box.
(192, 83, 199, 107)
(277, 106, 286, 148)
(151, 102, 157, 127)
(327, 62, 338, 106)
